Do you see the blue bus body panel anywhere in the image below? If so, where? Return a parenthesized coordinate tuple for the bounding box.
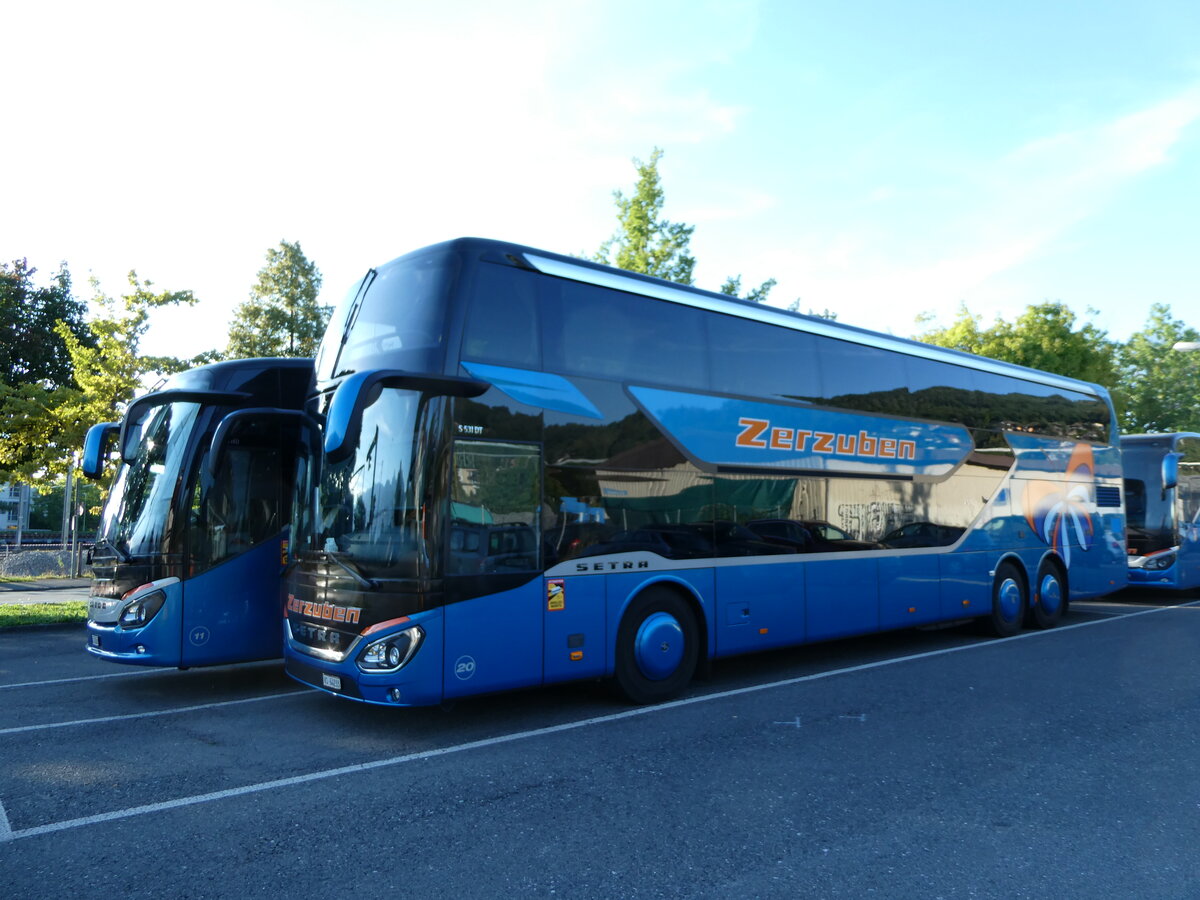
(938, 553, 991, 619)
(180, 535, 286, 666)
(443, 579, 543, 699)
(85, 580, 185, 666)
(543, 576, 607, 683)
(715, 562, 805, 656)
(878, 555, 942, 628)
(1128, 565, 1179, 589)
(805, 558, 880, 641)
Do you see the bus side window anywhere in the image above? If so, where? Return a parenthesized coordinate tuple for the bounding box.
(447, 440, 542, 575)
(542, 278, 707, 390)
(461, 264, 541, 368)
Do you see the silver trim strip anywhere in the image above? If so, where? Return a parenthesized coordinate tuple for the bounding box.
(523, 254, 1100, 397)
(545, 544, 963, 579)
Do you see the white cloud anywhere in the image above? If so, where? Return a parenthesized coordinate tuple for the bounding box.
(754, 84, 1200, 337)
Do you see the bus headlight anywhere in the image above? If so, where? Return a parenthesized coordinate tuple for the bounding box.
(118, 590, 167, 628)
(1142, 550, 1177, 571)
(357, 625, 425, 673)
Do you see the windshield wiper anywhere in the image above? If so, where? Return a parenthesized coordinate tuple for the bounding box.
(90, 536, 131, 564)
(319, 551, 378, 590)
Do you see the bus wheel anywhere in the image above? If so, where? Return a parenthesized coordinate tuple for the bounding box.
(1029, 560, 1066, 629)
(984, 561, 1027, 638)
(614, 587, 699, 705)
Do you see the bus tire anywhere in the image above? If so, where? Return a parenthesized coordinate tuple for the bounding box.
(614, 586, 699, 705)
(984, 560, 1027, 638)
(1029, 559, 1066, 629)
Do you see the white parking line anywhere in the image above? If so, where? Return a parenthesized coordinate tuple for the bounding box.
(0, 658, 280, 691)
(4, 599, 1192, 843)
(0, 669, 159, 691)
(0, 691, 307, 736)
(0, 799, 11, 842)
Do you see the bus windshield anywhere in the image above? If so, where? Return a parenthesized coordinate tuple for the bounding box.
(316, 253, 453, 383)
(97, 401, 200, 559)
(314, 388, 425, 580)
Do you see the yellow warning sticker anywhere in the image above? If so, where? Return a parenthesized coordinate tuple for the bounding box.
(547, 579, 565, 611)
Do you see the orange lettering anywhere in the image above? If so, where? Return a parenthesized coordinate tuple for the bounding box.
(814, 432, 835, 454)
(770, 428, 794, 450)
(736, 418, 769, 448)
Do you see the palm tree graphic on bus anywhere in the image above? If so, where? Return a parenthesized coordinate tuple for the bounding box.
(1022, 443, 1096, 565)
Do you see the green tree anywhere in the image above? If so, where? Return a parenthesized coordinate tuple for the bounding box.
(0, 272, 197, 483)
(27, 477, 103, 534)
(0, 259, 93, 390)
(719, 274, 778, 304)
(1115, 303, 1200, 433)
(595, 149, 697, 285)
(227, 240, 328, 358)
(916, 301, 1117, 388)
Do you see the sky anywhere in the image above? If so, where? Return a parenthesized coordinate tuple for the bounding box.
(5, 0, 1198, 361)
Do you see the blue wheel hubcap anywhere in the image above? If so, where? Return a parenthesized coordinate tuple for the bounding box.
(1039, 573, 1062, 616)
(634, 611, 685, 681)
(997, 577, 1022, 622)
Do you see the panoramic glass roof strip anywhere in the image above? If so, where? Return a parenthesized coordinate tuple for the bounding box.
(522, 253, 1101, 399)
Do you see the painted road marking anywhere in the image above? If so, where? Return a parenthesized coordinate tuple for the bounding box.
(0, 691, 307, 736)
(0, 669, 158, 690)
(0, 658, 279, 691)
(3, 600, 1194, 843)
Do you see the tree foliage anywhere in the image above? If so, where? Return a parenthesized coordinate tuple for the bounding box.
(916, 301, 1117, 388)
(0, 259, 93, 390)
(227, 240, 328, 358)
(0, 272, 197, 483)
(595, 149, 697, 285)
(719, 274, 777, 304)
(597, 147, 781, 304)
(1115, 303, 1200, 434)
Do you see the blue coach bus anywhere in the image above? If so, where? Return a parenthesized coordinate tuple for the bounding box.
(275, 238, 1127, 706)
(1122, 432, 1200, 590)
(82, 357, 313, 667)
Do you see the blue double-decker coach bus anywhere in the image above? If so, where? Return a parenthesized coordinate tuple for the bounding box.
(83, 357, 313, 667)
(277, 238, 1127, 706)
(1122, 432, 1200, 590)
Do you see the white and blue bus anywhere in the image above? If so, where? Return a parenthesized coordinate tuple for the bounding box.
(1122, 432, 1200, 590)
(83, 357, 314, 667)
(278, 238, 1127, 706)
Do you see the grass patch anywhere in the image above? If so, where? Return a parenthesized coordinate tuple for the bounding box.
(0, 601, 87, 628)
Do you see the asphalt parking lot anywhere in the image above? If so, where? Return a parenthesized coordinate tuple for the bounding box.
(3, 589, 1200, 898)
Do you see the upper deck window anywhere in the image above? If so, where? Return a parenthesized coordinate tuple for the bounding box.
(541, 275, 708, 389)
(318, 254, 453, 383)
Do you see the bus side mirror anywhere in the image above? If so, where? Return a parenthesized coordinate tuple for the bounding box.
(208, 408, 322, 479)
(1163, 453, 1181, 493)
(324, 369, 489, 464)
(119, 388, 253, 463)
(82, 422, 119, 479)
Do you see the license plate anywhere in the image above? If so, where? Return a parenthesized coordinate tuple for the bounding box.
(90, 635, 101, 648)
(321, 673, 342, 691)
